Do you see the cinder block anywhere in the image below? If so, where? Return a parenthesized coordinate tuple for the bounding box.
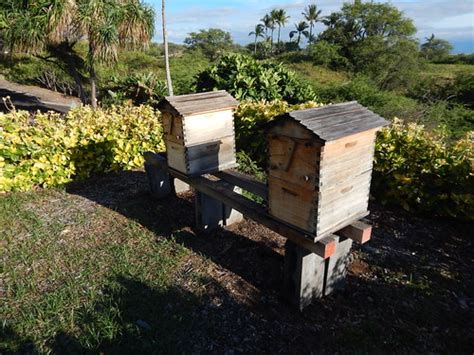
(324, 237, 353, 296)
(195, 185, 243, 231)
(283, 240, 327, 311)
(144, 162, 171, 199)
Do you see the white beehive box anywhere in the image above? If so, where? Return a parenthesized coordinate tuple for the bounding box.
(266, 101, 389, 240)
(158, 91, 239, 176)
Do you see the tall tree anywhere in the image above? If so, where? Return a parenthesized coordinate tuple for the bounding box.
(249, 24, 264, 55)
(184, 28, 234, 60)
(421, 34, 453, 62)
(162, 0, 173, 96)
(289, 21, 309, 47)
(1, 0, 154, 107)
(318, 1, 420, 89)
(273, 9, 290, 45)
(302, 4, 322, 44)
(260, 14, 274, 42)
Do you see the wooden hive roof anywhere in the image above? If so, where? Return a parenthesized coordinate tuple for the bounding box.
(269, 101, 389, 141)
(158, 90, 239, 117)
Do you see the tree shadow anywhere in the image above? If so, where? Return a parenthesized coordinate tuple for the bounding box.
(67, 170, 285, 295)
(0, 325, 38, 355)
(47, 276, 218, 354)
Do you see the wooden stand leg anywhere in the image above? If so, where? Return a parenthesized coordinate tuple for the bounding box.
(283, 236, 354, 310)
(283, 240, 326, 311)
(325, 237, 353, 296)
(195, 185, 244, 231)
(144, 161, 172, 199)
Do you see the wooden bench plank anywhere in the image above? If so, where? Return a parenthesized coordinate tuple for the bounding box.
(214, 170, 267, 200)
(169, 167, 336, 258)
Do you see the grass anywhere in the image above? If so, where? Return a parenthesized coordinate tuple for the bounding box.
(0, 189, 209, 353)
(285, 62, 350, 89)
(423, 63, 474, 80)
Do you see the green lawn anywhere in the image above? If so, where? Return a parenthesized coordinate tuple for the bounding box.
(0, 189, 210, 353)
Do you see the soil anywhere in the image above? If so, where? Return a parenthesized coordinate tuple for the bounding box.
(67, 170, 474, 353)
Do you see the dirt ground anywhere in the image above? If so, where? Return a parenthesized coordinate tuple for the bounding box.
(65, 170, 474, 353)
(0, 76, 80, 113)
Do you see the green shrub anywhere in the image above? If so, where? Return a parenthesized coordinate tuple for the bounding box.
(317, 76, 422, 120)
(196, 54, 317, 104)
(0, 105, 164, 192)
(102, 72, 168, 106)
(424, 101, 474, 139)
(308, 41, 348, 69)
(234, 100, 320, 166)
(374, 119, 473, 219)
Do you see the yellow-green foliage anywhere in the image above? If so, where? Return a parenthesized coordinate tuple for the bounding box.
(0, 105, 164, 192)
(374, 119, 473, 219)
(234, 100, 321, 166)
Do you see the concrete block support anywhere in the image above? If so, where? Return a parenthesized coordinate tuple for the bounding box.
(325, 237, 353, 296)
(283, 236, 354, 310)
(283, 240, 327, 311)
(195, 186, 244, 231)
(144, 161, 172, 199)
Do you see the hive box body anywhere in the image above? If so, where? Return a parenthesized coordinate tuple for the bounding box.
(267, 102, 388, 241)
(159, 91, 239, 176)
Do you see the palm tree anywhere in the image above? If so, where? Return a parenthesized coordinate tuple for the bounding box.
(249, 24, 264, 55)
(302, 4, 322, 44)
(273, 9, 290, 45)
(261, 13, 275, 47)
(162, 0, 173, 96)
(289, 21, 309, 47)
(1, 0, 154, 108)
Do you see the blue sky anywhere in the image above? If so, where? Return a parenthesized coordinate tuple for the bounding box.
(150, 0, 474, 53)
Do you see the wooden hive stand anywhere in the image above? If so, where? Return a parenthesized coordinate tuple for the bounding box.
(144, 152, 373, 311)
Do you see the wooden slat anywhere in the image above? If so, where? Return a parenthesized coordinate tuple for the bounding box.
(182, 110, 235, 145)
(214, 170, 267, 200)
(316, 210, 370, 239)
(168, 167, 336, 258)
(335, 220, 372, 244)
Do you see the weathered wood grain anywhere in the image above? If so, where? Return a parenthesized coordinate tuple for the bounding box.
(335, 220, 372, 244)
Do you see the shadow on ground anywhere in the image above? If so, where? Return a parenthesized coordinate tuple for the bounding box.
(64, 170, 474, 353)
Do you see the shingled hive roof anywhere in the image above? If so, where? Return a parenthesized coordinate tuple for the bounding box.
(158, 90, 239, 116)
(270, 101, 389, 141)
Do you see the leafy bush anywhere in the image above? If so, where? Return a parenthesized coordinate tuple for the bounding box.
(424, 102, 474, 139)
(0, 105, 164, 192)
(374, 119, 473, 219)
(196, 54, 317, 104)
(102, 72, 168, 106)
(308, 41, 348, 69)
(234, 100, 320, 166)
(317, 76, 422, 121)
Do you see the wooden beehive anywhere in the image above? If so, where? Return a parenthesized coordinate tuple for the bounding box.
(266, 101, 389, 241)
(158, 91, 239, 175)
